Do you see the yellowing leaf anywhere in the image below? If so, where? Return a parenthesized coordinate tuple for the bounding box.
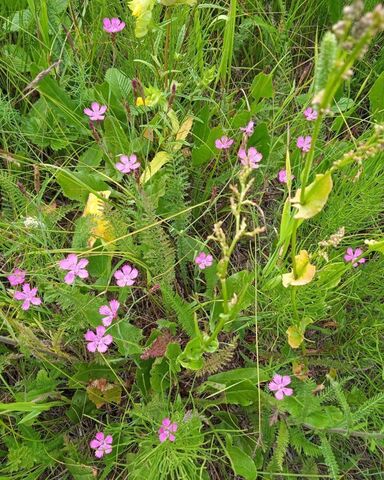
(140, 151, 171, 184)
(83, 191, 114, 247)
(173, 115, 194, 151)
(287, 318, 313, 349)
(365, 238, 384, 254)
(291, 173, 333, 219)
(128, 0, 155, 38)
(282, 250, 316, 287)
(87, 379, 122, 409)
(287, 325, 304, 348)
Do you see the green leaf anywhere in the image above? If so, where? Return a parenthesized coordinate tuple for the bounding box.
(86, 380, 122, 408)
(140, 151, 172, 184)
(208, 367, 269, 384)
(109, 321, 143, 356)
(369, 71, 384, 122)
(291, 173, 333, 219)
(227, 445, 257, 480)
(250, 72, 273, 103)
(331, 97, 354, 113)
(56, 169, 109, 202)
(317, 262, 346, 289)
(249, 122, 270, 159)
(282, 250, 316, 287)
(105, 68, 132, 99)
(192, 126, 224, 166)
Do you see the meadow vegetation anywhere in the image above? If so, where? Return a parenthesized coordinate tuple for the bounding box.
(1, 0, 384, 478)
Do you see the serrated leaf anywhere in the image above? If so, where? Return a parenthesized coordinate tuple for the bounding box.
(291, 173, 333, 219)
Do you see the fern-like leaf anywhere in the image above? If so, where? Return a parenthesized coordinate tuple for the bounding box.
(319, 433, 340, 480)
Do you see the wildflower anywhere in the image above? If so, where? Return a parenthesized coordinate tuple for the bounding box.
(99, 299, 120, 327)
(158, 418, 178, 443)
(238, 147, 262, 169)
(215, 136, 234, 150)
(23, 216, 43, 229)
(296, 136, 312, 153)
(84, 102, 107, 121)
(240, 121, 254, 136)
(114, 264, 139, 287)
(90, 432, 113, 458)
(195, 252, 213, 270)
(303, 107, 318, 121)
(103, 17, 125, 33)
(269, 374, 293, 400)
(115, 154, 140, 174)
(84, 326, 113, 353)
(14, 283, 41, 310)
(277, 169, 294, 184)
(344, 247, 366, 267)
(7, 268, 26, 286)
(58, 254, 89, 285)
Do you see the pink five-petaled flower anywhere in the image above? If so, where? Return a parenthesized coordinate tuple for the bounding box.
(14, 283, 41, 310)
(278, 169, 294, 184)
(238, 147, 263, 169)
(103, 17, 125, 33)
(344, 247, 366, 267)
(215, 136, 234, 150)
(90, 432, 113, 458)
(84, 326, 113, 353)
(84, 102, 107, 121)
(269, 374, 293, 400)
(195, 252, 213, 270)
(158, 418, 178, 443)
(99, 299, 120, 327)
(58, 254, 89, 285)
(7, 268, 26, 286)
(115, 154, 140, 174)
(114, 264, 138, 287)
(303, 107, 318, 121)
(296, 135, 312, 153)
(240, 120, 254, 136)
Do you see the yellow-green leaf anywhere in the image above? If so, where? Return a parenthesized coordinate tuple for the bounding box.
(282, 250, 316, 287)
(82, 191, 114, 247)
(173, 114, 194, 151)
(291, 173, 333, 219)
(86, 379, 122, 409)
(365, 238, 384, 254)
(287, 318, 313, 349)
(140, 151, 171, 184)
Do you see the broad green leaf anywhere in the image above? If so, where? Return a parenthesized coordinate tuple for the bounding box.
(365, 238, 384, 254)
(291, 173, 333, 219)
(105, 68, 131, 99)
(249, 122, 270, 159)
(192, 126, 224, 166)
(109, 321, 143, 356)
(250, 72, 273, 103)
(227, 446, 257, 480)
(317, 262, 346, 289)
(140, 151, 171, 184)
(369, 71, 384, 122)
(56, 170, 109, 202)
(331, 97, 354, 113)
(287, 318, 313, 349)
(178, 337, 204, 370)
(282, 250, 316, 287)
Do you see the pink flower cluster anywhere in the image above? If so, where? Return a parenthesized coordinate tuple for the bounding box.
(90, 432, 113, 458)
(344, 247, 366, 267)
(84, 299, 120, 354)
(59, 254, 89, 285)
(103, 17, 125, 34)
(195, 252, 213, 270)
(158, 417, 178, 443)
(115, 154, 140, 174)
(8, 268, 42, 311)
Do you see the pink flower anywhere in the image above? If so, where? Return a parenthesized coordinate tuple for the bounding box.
(114, 264, 138, 287)
(215, 136, 234, 150)
(296, 136, 312, 153)
(115, 154, 140, 174)
(195, 252, 213, 270)
(268, 374, 293, 400)
(7, 268, 26, 286)
(58, 254, 89, 285)
(238, 147, 262, 169)
(103, 17, 125, 33)
(84, 326, 113, 353)
(240, 121, 254, 136)
(90, 432, 113, 458)
(303, 107, 318, 121)
(14, 283, 41, 310)
(344, 247, 366, 267)
(277, 169, 294, 184)
(84, 102, 107, 121)
(158, 418, 178, 443)
(99, 299, 120, 327)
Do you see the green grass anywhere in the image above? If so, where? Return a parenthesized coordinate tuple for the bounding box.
(1, 0, 384, 479)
